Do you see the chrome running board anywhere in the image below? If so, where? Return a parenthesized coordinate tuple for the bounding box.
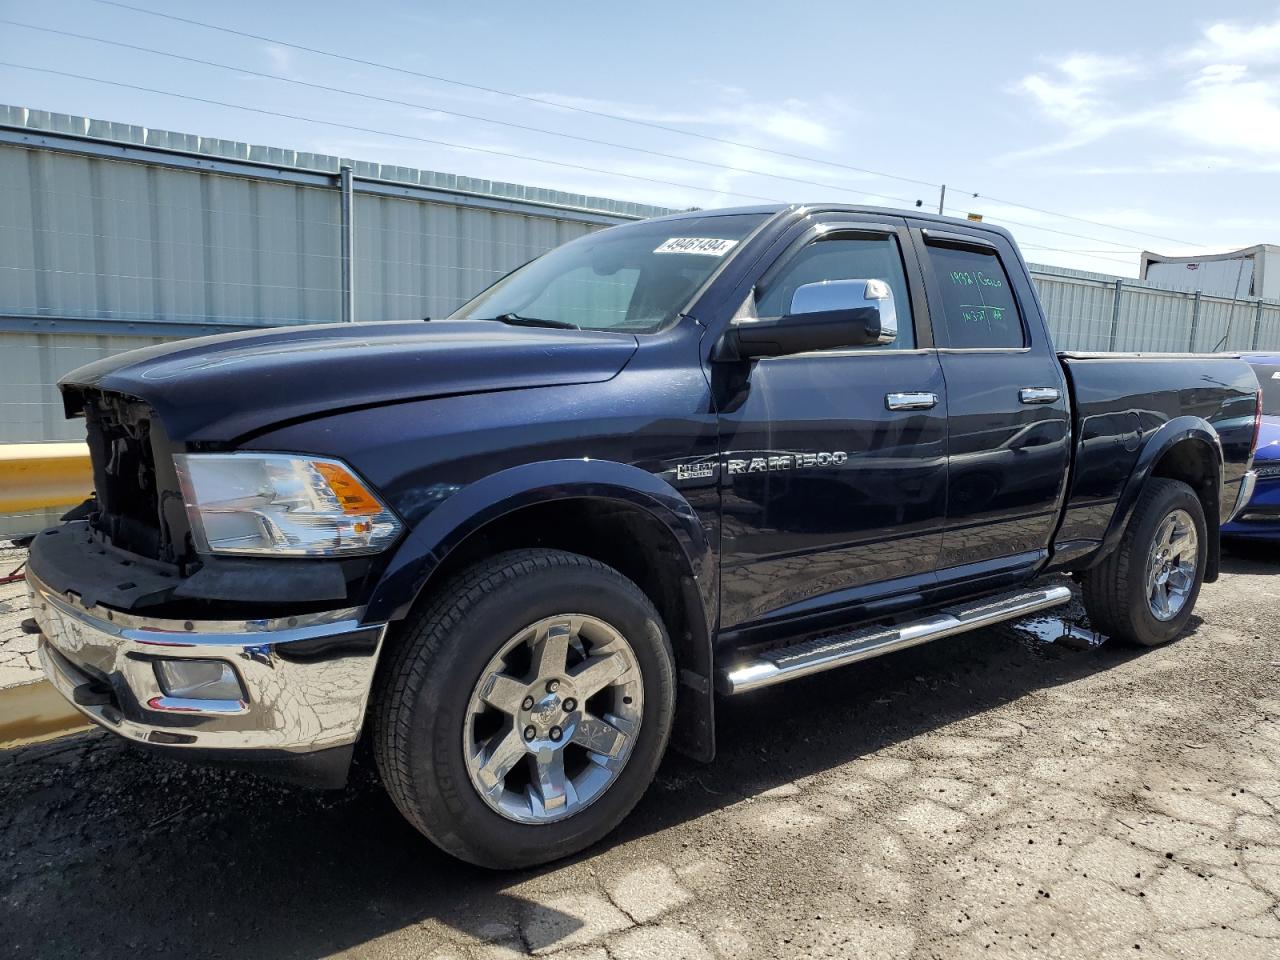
(717, 585, 1072, 695)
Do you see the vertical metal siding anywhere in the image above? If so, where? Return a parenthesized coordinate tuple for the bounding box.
(350, 195, 600, 321)
(1032, 273, 1118, 352)
(1028, 264, 1280, 355)
(0, 331, 171, 443)
(0, 146, 344, 326)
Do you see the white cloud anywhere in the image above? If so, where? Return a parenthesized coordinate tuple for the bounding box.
(1185, 18, 1280, 63)
(1016, 53, 1138, 123)
(1010, 15, 1280, 167)
(263, 45, 296, 76)
(1168, 65, 1280, 154)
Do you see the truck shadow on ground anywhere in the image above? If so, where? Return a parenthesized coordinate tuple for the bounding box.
(1222, 537, 1280, 567)
(0, 593, 1212, 960)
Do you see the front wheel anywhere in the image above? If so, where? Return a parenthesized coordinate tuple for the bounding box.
(1081, 478, 1207, 646)
(373, 549, 675, 869)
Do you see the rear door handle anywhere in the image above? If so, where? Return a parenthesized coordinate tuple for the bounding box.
(885, 391, 938, 411)
(1019, 387, 1061, 404)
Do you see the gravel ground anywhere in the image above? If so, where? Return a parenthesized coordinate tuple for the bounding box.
(2, 546, 1280, 959)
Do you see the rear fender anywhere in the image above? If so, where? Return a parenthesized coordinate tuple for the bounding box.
(1095, 416, 1223, 574)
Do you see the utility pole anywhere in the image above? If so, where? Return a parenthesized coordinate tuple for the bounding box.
(938, 184, 947, 216)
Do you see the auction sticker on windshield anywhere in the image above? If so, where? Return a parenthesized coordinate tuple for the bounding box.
(653, 237, 740, 256)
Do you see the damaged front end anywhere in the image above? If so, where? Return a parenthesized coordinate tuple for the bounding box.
(27, 388, 395, 787)
(78, 390, 187, 568)
(51, 389, 377, 617)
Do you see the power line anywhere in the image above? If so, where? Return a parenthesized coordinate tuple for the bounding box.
(0, 58, 1160, 260)
(86, 0, 939, 190)
(7, 15, 1193, 257)
(0, 59, 1148, 271)
(1024, 247, 1144, 253)
(84, 0, 1203, 250)
(0, 18, 923, 209)
(1020, 244, 1138, 267)
(951, 190, 1198, 248)
(0, 61, 794, 204)
(972, 213, 1158, 251)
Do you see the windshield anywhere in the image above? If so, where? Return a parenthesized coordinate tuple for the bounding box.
(451, 213, 767, 333)
(1251, 362, 1280, 415)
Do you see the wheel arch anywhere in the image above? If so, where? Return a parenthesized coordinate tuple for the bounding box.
(1099, 417, 1223, 581)
(366, 459, 719, 761)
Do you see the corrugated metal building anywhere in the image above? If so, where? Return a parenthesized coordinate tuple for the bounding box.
(0, 105, 675, 534)
(4, 104, 1280, 534)
(0, 105, 672, 448)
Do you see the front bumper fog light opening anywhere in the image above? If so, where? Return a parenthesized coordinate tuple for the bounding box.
(153, 659, 246, 702)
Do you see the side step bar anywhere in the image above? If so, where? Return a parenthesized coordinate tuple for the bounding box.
(717, 584, 1072, 695)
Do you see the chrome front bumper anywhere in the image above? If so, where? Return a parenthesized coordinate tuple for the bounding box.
(28, 571, 387, 755)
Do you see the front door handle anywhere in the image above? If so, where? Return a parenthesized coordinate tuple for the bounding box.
(1019, 387, 1061, 404)
(885, 391, 938, 411)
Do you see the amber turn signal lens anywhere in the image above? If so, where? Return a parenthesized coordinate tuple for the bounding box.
(313, 460, 385, 516)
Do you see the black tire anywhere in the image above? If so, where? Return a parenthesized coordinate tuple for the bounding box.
(373, 549, 675, 869)
(1080, 478, 1207, 647)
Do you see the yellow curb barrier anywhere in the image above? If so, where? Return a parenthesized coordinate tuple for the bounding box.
(0, 442, 92, 513)
(0, 679, 91, 748)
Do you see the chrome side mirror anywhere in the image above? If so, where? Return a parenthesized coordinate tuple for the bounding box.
(789, 278, 898, 345)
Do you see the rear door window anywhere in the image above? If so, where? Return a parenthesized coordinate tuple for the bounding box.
(926, 244, 1025, 349)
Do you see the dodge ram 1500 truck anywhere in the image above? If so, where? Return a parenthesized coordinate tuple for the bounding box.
(26, 204, 1260, 868)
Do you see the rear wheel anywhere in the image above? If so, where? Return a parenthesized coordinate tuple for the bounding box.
(1081, 478, 1207, 646)
(374, 549, 675, 869)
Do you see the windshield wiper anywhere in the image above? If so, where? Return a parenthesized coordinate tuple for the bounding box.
(482, 312, 580, 330)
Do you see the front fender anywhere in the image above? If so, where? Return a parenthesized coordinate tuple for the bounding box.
(1096, 415, 1223, 563)
(365, 459, 715, 630)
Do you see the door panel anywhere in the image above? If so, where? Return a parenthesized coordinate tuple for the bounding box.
(717, 352, 949, 629)
(913, 229, 1072, 573)
(935, 351, 1071, 567)
(714, 217, 948, 633)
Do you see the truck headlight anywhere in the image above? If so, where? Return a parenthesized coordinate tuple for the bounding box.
(173, 453, 403, 557)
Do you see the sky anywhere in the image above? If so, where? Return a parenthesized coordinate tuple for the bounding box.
(3, 0, 1280, 278)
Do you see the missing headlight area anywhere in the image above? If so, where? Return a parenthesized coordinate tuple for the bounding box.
(80, 392, 175, 563)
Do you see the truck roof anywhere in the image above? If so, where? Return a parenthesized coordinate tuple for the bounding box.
(644, 203, 1019, 245)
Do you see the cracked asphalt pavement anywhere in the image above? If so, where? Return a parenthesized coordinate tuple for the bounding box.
(3, 546, 1280, 959)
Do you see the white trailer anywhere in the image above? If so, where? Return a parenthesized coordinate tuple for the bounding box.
(1141, 244, 1280, 300)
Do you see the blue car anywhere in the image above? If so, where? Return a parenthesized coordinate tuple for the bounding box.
(1223, 353, 1280, 540)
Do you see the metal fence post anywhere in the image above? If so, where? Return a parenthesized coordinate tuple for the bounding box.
(1188, 289, 1202, 351)
(1254, 299, 1266, 350)
(339, 163, 355, 323)
(1108, 278, 1124, 351)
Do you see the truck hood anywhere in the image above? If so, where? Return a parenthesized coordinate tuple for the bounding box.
(60, 320, 639, 443)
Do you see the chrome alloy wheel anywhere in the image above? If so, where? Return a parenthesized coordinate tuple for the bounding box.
(463, 615, 644, 824)
(1146, 509, 1198, 621)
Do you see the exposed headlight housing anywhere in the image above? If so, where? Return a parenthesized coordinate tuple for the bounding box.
(174, 453, 403, 557)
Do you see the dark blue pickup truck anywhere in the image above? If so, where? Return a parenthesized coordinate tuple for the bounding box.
(26, 204, 1260, 867)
